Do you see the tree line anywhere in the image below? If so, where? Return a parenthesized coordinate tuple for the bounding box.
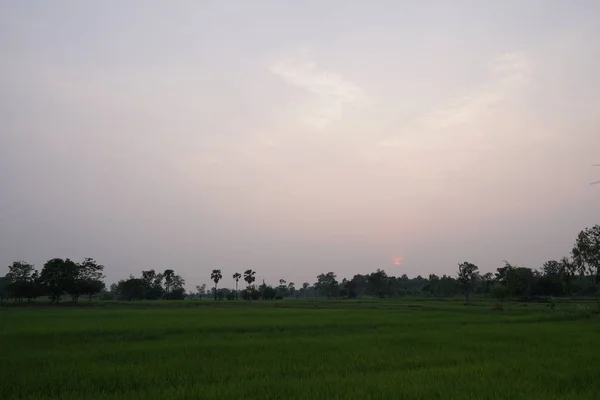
(2, 225, 599, 309)
(184, 225, 600, 310)
(0, 258, 105, 303)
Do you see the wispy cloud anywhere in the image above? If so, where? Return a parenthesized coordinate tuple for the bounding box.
(378, 51, 533, 148)
(269, 50, 362, 130)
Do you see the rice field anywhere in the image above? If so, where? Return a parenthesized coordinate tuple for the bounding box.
(1, 299, 598, 400)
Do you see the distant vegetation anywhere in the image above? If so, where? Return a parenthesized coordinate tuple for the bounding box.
(2, 225, 599, 311)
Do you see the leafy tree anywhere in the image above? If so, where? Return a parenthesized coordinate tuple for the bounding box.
(540, 258, 576, 296)
(163, 269, 175, 297)
(77, 258, 105, 302)
(559, 257, 577, 296)
(79, 280, 105, 303)
(481, 272, 494, 294)
(298, 282, 311, 298)
(8, 261, 35, 282)
(350, 274, 368, 297)
(542, 260, 561, 277)
(425, 274, 440, 296)
(366, 269, 389, 298)
(39, 258, 78, 303)
(195, 283, 207, 299)
(141, 269, 164, 300)
(232, 272, 242, 300)
(457, 262, 479, 304)
(514, 267, 535, 299)
(537, 262, 564, 297)
(6, 261, 41, 302)
(572, 225, 600, 311)
(163, 270, 185, 300)
(315, 272, 339, 297)
(153, 273, 165, 296)
(115, 277, 145, 300)
(277, 279, 289, 297)
(211, 269, 222, 300)
(0, 275, 10, 303)
(342, 278, 357, 298)
(169, 287, 186, 300)
(262, 285, 276, 300)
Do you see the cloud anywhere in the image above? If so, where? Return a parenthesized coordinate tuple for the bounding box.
(378, 51, 533, 148)
(269, 51, 362, 129)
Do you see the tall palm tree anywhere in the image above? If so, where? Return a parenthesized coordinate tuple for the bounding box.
(244, 269, 256, 288)
(210, 269, 222, 300)
(243, 270, 256, 300)
(232, 272, 242, 300)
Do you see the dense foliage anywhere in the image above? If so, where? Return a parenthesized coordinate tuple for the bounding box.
(1, 258, 105, 303)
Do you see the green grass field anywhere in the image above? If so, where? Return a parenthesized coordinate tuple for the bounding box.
(1, 299, 599, 400)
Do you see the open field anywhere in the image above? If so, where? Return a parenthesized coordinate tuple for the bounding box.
(1, 299, 599, 400)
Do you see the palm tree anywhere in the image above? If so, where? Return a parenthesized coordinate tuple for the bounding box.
(244, 269, 256, 288)
(243, 270, 256, 300)
(232, 272, 242, 300)
(210, 269, 222, 300)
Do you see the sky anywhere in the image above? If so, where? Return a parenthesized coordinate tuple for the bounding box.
(1, 0, 599, 289)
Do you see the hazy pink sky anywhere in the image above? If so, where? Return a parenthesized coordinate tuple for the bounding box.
(1, 1, 599, 289)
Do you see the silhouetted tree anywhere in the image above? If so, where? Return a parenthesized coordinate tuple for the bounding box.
(77, 258, 105, 302)
(141, 270, 164, 300)
(300, 282, 310, 298)
(366, 269, 389, 298)
(481, 272, 494, 294)
(211, 269, 222, 300)
(572, 225, 600, 311)
(315, 272, 339, 297)
(163, 269, 175, 297)
(115, 276, 145, 300)
(457, 262, 479, 304)
(195, 283, 207, 299)
(162, 270, 185, 300)
(559, 257, 577, 296)
(262, 285, 276, 300)
(244, 270, 256, 286)
(233, 272, 242, 300)
(6, 261, 41, 302)
(0, 275, 10, 303)
(40, 258, 78, 303)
